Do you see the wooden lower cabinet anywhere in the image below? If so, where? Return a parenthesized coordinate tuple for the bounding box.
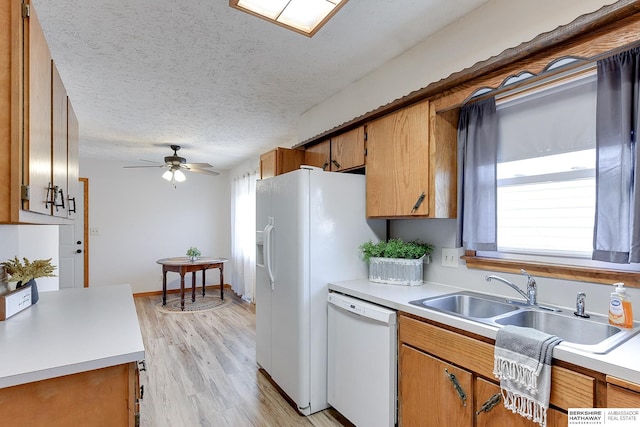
(400, 344, 473, 427)
(606, 377, 640, 407)
(475, 378, 567, 427)
(398, 313, 599, 427)
(0, 362, 140, 427)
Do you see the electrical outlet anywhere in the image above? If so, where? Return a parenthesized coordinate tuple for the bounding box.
(441, 247, 459, 268)
(89, 227, 101, 236)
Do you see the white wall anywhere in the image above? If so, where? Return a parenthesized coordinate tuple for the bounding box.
(79, 158, 231, 294)
(0, 225, 59, 292)
(297, 0, 640, 319)
(299, 0, 618, 142)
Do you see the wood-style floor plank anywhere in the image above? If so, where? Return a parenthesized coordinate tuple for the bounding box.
(134, 294, 349, 427)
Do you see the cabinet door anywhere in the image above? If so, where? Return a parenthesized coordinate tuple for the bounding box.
(260, 149, 277, 179)
(607, 383, 640, 407)
(304, 140, 330, 170)
(24, 5, 53, 215)
(67, 99, 79, 218)
(366, 100, 430, 217)
(330, 126, 365, 171)
(52, 62, 68, 218)
(475, 378, 567, 427)
(399, 344, 473, 427)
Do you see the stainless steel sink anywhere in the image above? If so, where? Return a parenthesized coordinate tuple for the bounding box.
(410, 291, 520, 319)
(495, 310, 620, 346)
(410, 291, 640, 354)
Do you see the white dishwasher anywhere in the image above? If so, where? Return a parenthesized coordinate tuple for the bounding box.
(327, 293, 397, 427)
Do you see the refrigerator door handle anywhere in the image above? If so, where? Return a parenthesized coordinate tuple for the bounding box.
(264, 218, 275, 290)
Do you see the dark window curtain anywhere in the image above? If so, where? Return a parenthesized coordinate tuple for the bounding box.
(456, 97, 498, 250)
(593, 47, 640, 263)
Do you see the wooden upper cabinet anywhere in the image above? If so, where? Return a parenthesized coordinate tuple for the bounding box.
(304, 139, 330, 170)
(52, 62, 68, 218)
(366, 99, 457, 218)
(259, 147, 305, 179)
(366, 100, 431, 218)
(304, 127, 366, 172)
(67, 99, 79, 218)
(330, 126, 365, 171)
(0, 1, 79, 224)
(24, 4, 53, 216)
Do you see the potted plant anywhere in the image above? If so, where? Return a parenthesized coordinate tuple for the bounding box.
(359, 239, 434, 286)
(1, 256, 57, 304)
(186, 247, 201, 262)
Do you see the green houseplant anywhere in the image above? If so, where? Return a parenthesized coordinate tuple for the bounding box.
(359, 239, 434, 286)
(186, 246, 201, 261)
(1, 256, 57, 304)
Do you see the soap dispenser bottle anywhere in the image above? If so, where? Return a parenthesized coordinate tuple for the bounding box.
(609, 282, 634, 328)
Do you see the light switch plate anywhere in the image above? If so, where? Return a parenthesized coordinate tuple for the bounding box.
(441, 247, 460, 268)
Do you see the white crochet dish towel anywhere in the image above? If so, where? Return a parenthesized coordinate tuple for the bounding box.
(494, 325, 563, 427)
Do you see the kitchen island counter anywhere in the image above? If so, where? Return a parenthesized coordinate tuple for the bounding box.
(0, 284, 145, 389)
(330, 279, 640, 385)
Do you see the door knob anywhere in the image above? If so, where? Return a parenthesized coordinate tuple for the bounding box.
(76, 240, 82, 245)
(76, 249, 82, 254)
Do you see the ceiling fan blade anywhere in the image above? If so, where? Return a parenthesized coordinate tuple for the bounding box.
(186, 168, 220, 176)
(123, 164, 165, 168)
(183, 162, 214, 168)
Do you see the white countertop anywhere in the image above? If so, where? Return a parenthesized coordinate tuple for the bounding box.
(0, 284, 145, 388)
(329, 279, 640, 385)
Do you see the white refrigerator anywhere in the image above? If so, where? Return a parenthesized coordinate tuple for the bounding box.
(255, 167, 384, 415)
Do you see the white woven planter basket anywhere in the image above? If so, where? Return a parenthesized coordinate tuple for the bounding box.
(368, 255, 426, 286)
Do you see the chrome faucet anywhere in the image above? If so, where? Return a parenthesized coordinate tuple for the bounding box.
(574, 292, 590, 318)
(485, 269, 537, 306)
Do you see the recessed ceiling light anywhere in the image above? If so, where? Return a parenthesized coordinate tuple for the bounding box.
(229, 0, 349, 37)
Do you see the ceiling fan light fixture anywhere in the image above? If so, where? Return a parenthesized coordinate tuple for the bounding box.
(162, 170, 173, 181)
(230, 0, 348, 37)
(174, 169, 187, 182)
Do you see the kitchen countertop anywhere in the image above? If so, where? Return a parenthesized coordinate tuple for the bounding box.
(0, 284, 145, 389)
(329, 279, 640, 385)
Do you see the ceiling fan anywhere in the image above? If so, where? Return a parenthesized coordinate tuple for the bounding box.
(124, 145, 219, 185)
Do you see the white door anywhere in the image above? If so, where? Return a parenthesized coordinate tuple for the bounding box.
(59, 179, 85, 288)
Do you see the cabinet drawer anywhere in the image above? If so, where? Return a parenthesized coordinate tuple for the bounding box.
(399, 314, 595, 410)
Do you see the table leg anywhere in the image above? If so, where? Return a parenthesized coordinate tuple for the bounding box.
(191, 272, 196, 303)
(202, 268, 206, 297)
(180, 272, 186, 311)
(220, 264, 224, 300)
(162, 269, 168, 306)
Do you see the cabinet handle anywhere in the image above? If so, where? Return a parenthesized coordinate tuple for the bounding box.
(444, 368, 467, 407)
(322, 161, 329, 171)
(57, 188, 66, 210)
(476, 392, 501, 415)
(411, 192, 426, 213)
(139, 360, 147, 371)
(331, 159, 341, 169)
(45, 183, 57, 209)
(69, 196, 77, 213)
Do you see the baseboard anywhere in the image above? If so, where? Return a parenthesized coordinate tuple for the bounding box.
(133, 284, 232, 298)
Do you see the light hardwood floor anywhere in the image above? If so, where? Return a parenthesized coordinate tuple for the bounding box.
(134, 293, 349, 427)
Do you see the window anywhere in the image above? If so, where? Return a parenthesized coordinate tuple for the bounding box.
(494, 71, 597, 258)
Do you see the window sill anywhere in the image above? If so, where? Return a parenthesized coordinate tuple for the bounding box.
(462, 251, 640, 288)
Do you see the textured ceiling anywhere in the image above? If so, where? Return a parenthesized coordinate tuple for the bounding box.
(32, 0, 489, 171)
